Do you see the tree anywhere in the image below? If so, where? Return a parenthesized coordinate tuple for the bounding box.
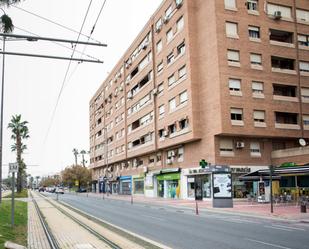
(72, 148, 79, 165)
(0, 0, 21, 6)
(8, 114, 29, 192)
(61, 165, 91, 189)
(0, 0, 21, 33)
(80, 150, 87, 167)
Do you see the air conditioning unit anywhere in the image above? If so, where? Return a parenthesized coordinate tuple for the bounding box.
(155, 24, 162, 33)
(152, 88, 159, 96)
(166, 159, 173, 164)
(274, 11, 282, 20)
(127, 92, 133, 99)
(176, 0, 183, 9)
(236, 141, 245, 149)
(163, 15, 170, 24)
(163, 130, 169, 137)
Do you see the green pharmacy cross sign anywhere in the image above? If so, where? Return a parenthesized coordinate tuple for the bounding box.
(199, 159, 208, 168)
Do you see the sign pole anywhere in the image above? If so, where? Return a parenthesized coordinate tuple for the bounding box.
(11, 171, 15, 227)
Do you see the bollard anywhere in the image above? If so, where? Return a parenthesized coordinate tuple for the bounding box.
(195, 201, 199, 215)
(300, 203, 307, 213)
(131, 194, 133, 205)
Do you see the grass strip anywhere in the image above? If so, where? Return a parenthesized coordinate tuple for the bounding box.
(0, 200, 27, 248)
(5, 189, 28, 199)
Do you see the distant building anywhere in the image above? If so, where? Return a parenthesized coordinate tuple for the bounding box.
(89, 0, 309, 199)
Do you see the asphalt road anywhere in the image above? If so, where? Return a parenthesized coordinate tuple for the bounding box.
(46, 193, 309, 249)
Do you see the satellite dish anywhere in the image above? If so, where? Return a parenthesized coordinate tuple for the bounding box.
(299, 138, 306, 147)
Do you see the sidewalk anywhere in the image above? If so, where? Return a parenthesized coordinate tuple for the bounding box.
(78, 192, 309, 222)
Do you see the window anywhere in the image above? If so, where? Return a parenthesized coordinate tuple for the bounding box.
(155, 18, 162, 31)
(224, 0, 236, 9)
(271, 56, 295, 70)
(301, 88, 309, 102)
(176, 16, 184, 31)
(267, 3, 292, 19)
(270, 29, 293, 44)
(227, 50, 240, 62)
(252, 81, 264, 94)
(178, 65, 186, 79)
(179, 118, 188, 129)
(177, 41, 186, 55)
(168, 124, 176, 134)
(169, 98, 176, 110)
(298, 34, 309, 47)
(303, 115, 309, 126)
(254, 110, 265, 123)
(296, 9, 309, 22)
(158, 83, 164, 94)
(229, 78, 241, 91)
(167, 29, 173, 42)
(159, 105, 165, 118)
(168, 74, 176, 86)
(300, 61, 309, 72)
(275, 112, 298, 125)
(167, 52, 175, 64)
(158, 129, 165, 138)
(165, 5, 173, 19)
(226, 22, 238, 37)
(247, 0, 258, 11)
(157, 61, 163, 73)
(219, 139, 234, 153)
(178, 147, 184, 162)
(248, 26, 260, 39)
(273, 84, 296, 97)
(230, 108, 243, 121)
(250, 142, 261, 157)
(179, 91, 188, 104)
(156, 40, 162, 53)
(250, 53, 262, 65)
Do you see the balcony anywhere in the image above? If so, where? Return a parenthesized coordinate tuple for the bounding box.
(269, 29, 294, 48)
(273, 84, 298, 102)
(271, 56, 296, 75)
(275, 112, 300, 130)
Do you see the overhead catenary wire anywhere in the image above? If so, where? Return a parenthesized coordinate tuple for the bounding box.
(42, 0, 94, 147)
(14, 26, 101, 61)
(67, 0, 107, 82)
(12, 5, 101, 44)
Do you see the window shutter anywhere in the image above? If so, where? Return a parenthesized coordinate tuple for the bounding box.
(229, 79, 241, 89)
(226, 22, 238, 36)
(250, 142, 260, 150)
(254, 111, 265, 120)
(301, 88, 309, 96)
(250, 54, 262, 63)
(252, 82, 263, 90)
(300, 61, 309, 71)
(227, 50, 240, 61)
(224, 0, 236, 8)
(296, 9, 309, 22)
(231, 108, 243, 114)
(220, 139, 233, 150)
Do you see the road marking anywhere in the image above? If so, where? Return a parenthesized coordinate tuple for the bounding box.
(271, 224, 306, 231)
(229, 218, 261, 224)
(141, 214, 164, 221)
(264, 225, 292, 232)
(245, 238, 292, 249)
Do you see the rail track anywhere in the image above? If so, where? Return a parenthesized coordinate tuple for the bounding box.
(30, 191, 121, 249)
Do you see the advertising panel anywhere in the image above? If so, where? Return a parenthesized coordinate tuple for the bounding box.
(213, 173, 232, 198)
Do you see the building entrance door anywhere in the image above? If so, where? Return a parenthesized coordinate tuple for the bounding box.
(158, 180, 164, 197)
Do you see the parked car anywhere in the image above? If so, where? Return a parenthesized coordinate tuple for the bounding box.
(76, 188, 87, 193)
(39, 187, 45, 192)
(55, 187, 64, 194)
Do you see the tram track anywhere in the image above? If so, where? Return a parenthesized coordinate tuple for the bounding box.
(30, 191, 122, 249)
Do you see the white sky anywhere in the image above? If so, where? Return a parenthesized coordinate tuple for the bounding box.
(2, 0, 162, 178)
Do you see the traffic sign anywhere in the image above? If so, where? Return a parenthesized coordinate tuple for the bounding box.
(8, 163, 18, 173)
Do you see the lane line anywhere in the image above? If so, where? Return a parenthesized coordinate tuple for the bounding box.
(141, 214, 164, 221)
(245, 238, 292, 249)
(229, 218, 261, 224)
(271, 224, 306, 231)
(264, 225, 293, 232)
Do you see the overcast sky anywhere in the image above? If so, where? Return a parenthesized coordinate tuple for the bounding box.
(2, 0, 162, 178)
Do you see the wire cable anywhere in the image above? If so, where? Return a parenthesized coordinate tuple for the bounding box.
(42, 0, 93, 147)
(12, 5, 101, 44)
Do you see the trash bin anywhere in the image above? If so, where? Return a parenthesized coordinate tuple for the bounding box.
(300, 203, 307, 213)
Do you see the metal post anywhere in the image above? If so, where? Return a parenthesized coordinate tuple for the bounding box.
(11, 171, 15, 227)
(0, 36, 5, 204)
(269, 165, 273, 213)
(195, 201, 199, 215)
(131, 194, 133, 205)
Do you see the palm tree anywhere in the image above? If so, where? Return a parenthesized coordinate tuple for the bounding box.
(72, 148, 79, 166)
(8, 114, 29, 192)
(80, 150, 87, 167)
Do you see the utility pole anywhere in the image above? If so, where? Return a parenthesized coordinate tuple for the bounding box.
(269, 165, 274, 213)
(0, 32, 106, 203)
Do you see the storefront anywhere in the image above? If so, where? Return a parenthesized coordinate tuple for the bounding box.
(156, 168, 180, 199)
(91, 180, 98, 193)
(119, 176, 132, 195)
(182, 168, 212, 200)
(230, 166, 269, 198)
(133, 175, 145, 195)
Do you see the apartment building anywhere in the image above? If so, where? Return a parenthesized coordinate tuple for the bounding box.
(89, 0, 309, 199)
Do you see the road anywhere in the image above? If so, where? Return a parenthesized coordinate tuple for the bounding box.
(46, 193, 309, 249)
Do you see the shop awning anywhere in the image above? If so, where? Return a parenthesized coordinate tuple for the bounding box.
(239, 170, 281, 182)
(161, 168, 180, 173)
